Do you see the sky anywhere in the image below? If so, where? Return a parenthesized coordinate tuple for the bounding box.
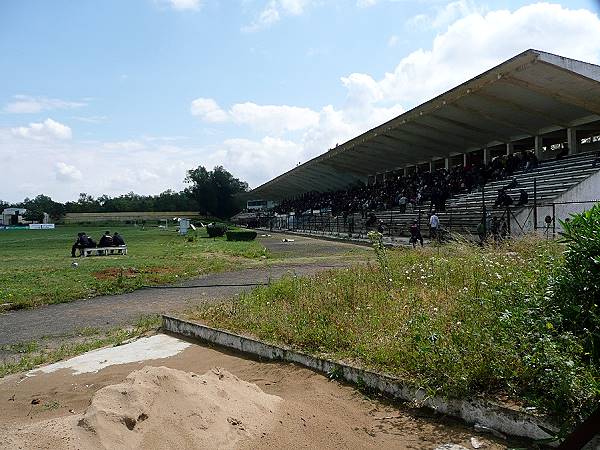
(1, 0, 600, 202)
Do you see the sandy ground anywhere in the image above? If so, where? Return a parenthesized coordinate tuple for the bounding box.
(0, 334, 520, 450)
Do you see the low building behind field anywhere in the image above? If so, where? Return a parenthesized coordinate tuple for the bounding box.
(63, 211, 204, 225)
(1, 208, 27, 226)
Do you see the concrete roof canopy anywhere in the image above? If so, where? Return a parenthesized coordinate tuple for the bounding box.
(248, 49, 600, 201)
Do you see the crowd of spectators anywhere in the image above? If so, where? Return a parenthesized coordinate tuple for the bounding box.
(275, 150, 539, 216)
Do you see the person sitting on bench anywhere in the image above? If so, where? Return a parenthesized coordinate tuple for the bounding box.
(71, 232, 89, 257)
(98, 231, 113, 247)
(112, 232, 125, 246)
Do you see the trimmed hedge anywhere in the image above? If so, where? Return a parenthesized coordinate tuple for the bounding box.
(206, 223, 227, 237)
(226, 230, 257, 241)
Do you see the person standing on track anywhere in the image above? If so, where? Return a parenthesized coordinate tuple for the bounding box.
(409, 220, 423, 248)
(429, 211, 440, 241)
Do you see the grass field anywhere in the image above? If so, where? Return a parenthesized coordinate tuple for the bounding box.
(0, 225, 268, 309)
(193, 236, 599, 427)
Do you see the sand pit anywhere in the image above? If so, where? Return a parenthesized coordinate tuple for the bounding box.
(1, 366, 281, 449)
(0, 336, 522, 449)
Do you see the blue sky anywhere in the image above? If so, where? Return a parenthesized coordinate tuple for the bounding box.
(1, 0, 599, 202)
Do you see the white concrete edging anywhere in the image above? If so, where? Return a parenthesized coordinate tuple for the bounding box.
(162, 315, 556, 442)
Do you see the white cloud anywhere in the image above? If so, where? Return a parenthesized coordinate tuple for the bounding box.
(168, 0, 201, 11)
(372, 3, 600, 107)
(4, 95, 86, 114)
(73, 115, 107, 124)
(409, 0, 479, 29)
(242, 0, 311, 32)
(11, 118, 72, 141)
(0, 128, 201, 202)
(102, 140, 146, 151)
(55, 162, 82, 183)
(388, 35, 399, 47)
(230, 103, 320, 134)
(190, 98, 229, 123)
(191, 98, 320, 134)
(207, 136, 304, 183)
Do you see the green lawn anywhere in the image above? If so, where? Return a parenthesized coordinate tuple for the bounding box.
(0, 225, 268, 309)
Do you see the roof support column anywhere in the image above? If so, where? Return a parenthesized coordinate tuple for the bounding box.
(506, 142, 515, 155)
(535, 135, 543, 159)
(463, 153, 468, 167)
(444, 157, 450, 170)
(567, 128, 578, 155)
(403, 167, 408, 177)
(429, 161, 433, 172)
(483, 147, 490, 166)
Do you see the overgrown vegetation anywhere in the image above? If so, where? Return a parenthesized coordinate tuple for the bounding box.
(194, 230, 599, 426)
(0, 225, 269, 309)
(552, 204, 600, 362)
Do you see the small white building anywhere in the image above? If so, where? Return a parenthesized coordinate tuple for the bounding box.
(1, 208, 27, 226)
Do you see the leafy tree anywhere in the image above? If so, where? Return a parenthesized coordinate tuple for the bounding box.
(20, 195, 65, 221)
(185, 166, 248, 218)
(22, 209, 44, 223)
(0, 199, 9, 212)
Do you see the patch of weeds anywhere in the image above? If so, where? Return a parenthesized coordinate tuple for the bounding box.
(42, 400, 61, 411)
(135, 314, 161, 330)
(1, 341, 39, 354)
(77, 327, 100, 337)
(327, 365, 343, 381)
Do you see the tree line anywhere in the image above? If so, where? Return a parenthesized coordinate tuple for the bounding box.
(1, 166, 249, 221)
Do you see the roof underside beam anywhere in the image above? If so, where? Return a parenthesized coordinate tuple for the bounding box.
(384, 126, 466, 153)
(417, 112, 507, 144)
(502, 75, 600, 116)
(381, 131, 456, 157)
(404, 120, 483, 148)
(475, 91, 570, 128)
(448, 102, 539, 136)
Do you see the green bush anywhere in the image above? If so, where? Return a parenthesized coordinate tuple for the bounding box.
(553, 204, 600, 362)
(206, 223, 227, 238)
(226, 230, 257, 241)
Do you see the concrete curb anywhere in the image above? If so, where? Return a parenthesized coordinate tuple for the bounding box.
(162, 315, 557, 442)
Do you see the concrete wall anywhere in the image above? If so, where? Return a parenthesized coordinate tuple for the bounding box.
(511, 170, 600, 234)
(163, 315, 557, 442)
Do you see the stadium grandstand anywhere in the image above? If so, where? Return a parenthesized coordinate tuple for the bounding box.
(235, 49, 600, 240)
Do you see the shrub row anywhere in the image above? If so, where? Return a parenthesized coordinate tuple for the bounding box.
(226, 230, 257, 241)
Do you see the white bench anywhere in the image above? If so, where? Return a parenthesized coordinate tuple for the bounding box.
(82, 246, 128, 257)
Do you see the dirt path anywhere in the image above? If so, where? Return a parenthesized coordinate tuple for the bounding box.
(0, 334, 522, 449)
(0, 234, 368, 346)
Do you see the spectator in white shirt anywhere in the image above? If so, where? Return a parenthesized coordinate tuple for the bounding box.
(429, 212, 440, 241)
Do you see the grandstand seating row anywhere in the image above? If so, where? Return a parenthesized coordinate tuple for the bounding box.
(270, 152, 600, 237)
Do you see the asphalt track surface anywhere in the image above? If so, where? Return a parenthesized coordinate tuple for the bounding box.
(0, 234, 367, 346)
